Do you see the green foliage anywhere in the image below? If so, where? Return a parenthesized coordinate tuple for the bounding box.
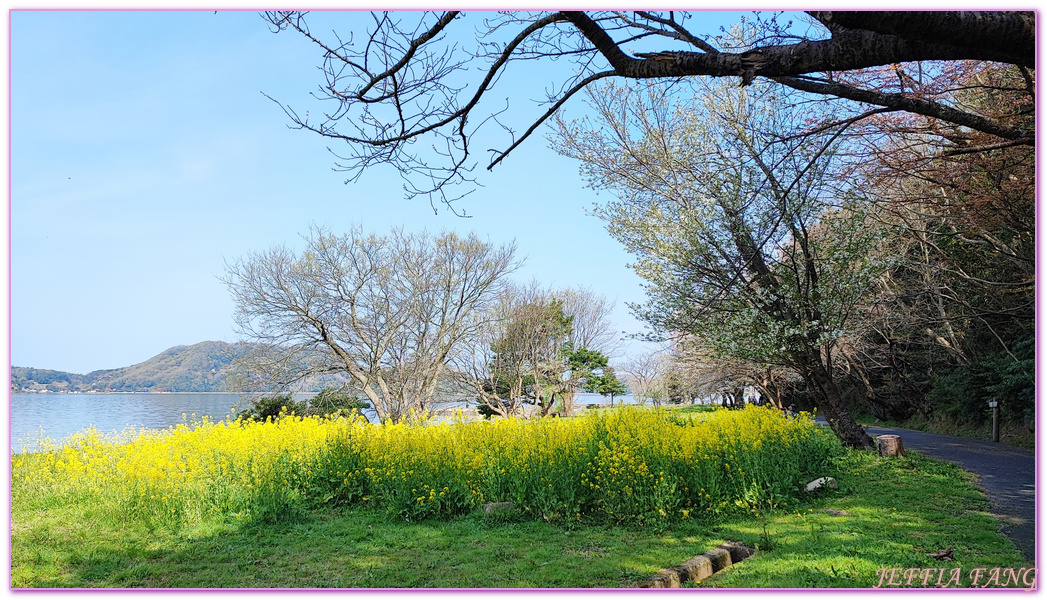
(565, 346, 608, 373)
(10, 368, 85, 389)
(237, 395, 307, 421)
(484, 296, 574, 414)
(663, 370, 690, 404)
(556, 80, 891, 371)
(479, 295, 619, 416)
(305, 406, 840, 524)
(308, 388, 370, 415)
(555, 77, 891, 451)
(238, 388, 370, 422)
(566, 345, 624, 403)
(831, 63, 1034, 433)
(925, 338, 1034, 427)
(583, 367, 628, 402)
(475, 401, 500, 420)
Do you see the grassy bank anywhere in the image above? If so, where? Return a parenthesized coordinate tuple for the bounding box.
(11, 406, 1030, 588)
(851, 411, 1034, 450)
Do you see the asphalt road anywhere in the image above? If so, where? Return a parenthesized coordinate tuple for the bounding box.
(819, 420, 1037, 561)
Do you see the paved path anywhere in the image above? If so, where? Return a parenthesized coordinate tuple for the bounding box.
(819, 420, 1036, 561)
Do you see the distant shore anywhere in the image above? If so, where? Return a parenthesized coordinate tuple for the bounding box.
(11, 389, 247, 395)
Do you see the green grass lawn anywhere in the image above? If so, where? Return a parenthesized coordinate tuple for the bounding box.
(12, 448, 1029, 588)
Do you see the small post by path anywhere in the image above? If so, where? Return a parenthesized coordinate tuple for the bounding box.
(988, 399, 1000, 442)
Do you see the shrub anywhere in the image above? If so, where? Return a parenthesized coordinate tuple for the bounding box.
(238, 389, 371, 422)
(308, 387, 371, 415)
(237, 394, 307, 421)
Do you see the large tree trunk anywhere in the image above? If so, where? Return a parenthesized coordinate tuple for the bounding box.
(538, 395, 555, 417)
(563, 391, 576, 415)
(799, 354, 874, 449)
(756, 370, 783, 409)
(732, 384, 746, 408)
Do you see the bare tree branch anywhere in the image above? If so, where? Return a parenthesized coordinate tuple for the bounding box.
(266, 10, 1035, 206)
(772, 75, 1032, 142)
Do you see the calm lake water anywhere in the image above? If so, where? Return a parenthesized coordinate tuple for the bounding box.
(8, 392, 639, 452)
(9, 393, 250, 452)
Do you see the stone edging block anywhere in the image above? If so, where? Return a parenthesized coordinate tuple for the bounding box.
(643, 542, 755, 588)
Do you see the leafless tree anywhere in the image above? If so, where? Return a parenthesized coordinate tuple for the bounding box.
(619, 348, 669, 406)
(224, 224, 517, 422)
(559, 286, 621, 358)
(262, 10, 1033, 209)
(667, 337, 793, 409)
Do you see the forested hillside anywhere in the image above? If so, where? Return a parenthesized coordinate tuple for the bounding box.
(12, 342, 257, 393)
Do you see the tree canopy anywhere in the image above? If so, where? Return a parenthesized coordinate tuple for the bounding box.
(554, 73, 889, 447)
(453, 283, 620, 418)
(263, 10, 1034, 209)
(253, 11, 1034, 444)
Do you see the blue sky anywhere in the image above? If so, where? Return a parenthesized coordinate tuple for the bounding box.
(9, 10, 752, 374)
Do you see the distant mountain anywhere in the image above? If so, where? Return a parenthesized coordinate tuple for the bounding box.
(12, 341, 259, 393)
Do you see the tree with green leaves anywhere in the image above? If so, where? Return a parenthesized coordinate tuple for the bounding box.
(583, 365, 628, 406)
(455, 283, 618, 418)
(554, 77, 891, 448)
(833, 61, 1035, 432)
(491, 294, 574, 417)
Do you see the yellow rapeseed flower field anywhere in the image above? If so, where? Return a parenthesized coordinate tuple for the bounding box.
(12, 405, 840, 528)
